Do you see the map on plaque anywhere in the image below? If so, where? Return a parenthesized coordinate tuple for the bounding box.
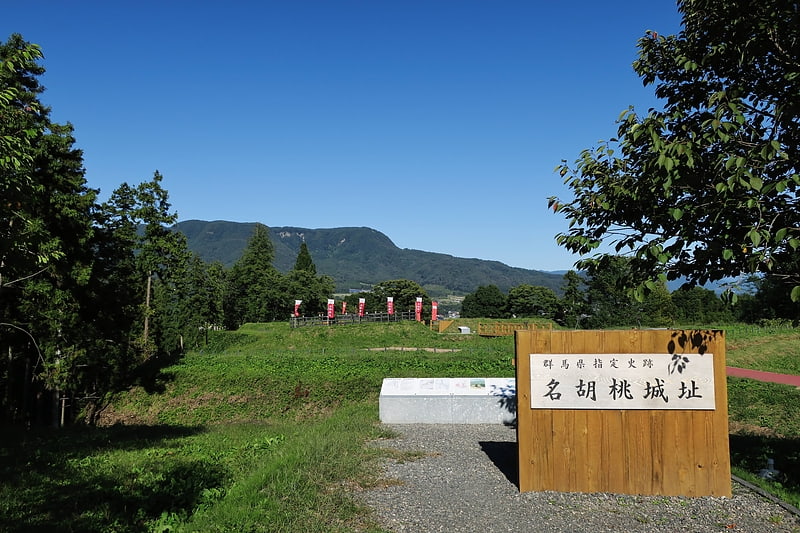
(529, 352, 716, 410)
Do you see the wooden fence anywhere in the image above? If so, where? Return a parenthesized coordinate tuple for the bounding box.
(477, 322, 551, 337)
(514, 328, 731, 497)
(290, 311, 417, 328)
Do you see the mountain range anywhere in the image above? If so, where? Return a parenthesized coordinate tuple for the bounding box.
(175, 220, 566, 296)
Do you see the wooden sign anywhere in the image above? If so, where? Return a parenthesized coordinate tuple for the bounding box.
(515, 329, 731, 497)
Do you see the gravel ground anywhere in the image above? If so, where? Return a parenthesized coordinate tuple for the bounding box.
(359, 424, 800, 533)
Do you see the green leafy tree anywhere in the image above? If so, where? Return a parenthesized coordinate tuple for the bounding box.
(557, 270, 588, 327)
(507, 285, 559, 319)
(0, 34, 105, 425)
(742, 264, 800, 322)
(461, 285, 508, 319)
(671, 286, 736, 324)
(0, 39, 41, 175)
(367, 279, 430, 313)
(549, 0, 800, 302)
(1, 35, 61, 291)
(584, 256, 675, 328)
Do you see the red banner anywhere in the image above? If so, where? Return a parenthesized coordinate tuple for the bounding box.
(431, 301, 438, 321)
(358, 298, 365, 317)
(387, 297, 394, 315)
(415, 297, 423, 321)
(327, 299, 335, 319)
(294, 299, 302, 317)
(341, 301, 347, 314)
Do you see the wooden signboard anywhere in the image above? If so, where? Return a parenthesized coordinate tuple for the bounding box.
(514, 329, 731, 497)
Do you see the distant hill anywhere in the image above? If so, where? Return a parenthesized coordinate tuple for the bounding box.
(175, 220, 566, 295)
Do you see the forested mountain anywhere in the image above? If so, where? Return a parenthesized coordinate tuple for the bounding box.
(175, 220, 564, 294)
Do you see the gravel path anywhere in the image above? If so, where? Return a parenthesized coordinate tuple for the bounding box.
(360, 424, 800, 533)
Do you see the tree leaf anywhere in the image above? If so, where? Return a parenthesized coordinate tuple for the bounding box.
(749, 230, 762, 247)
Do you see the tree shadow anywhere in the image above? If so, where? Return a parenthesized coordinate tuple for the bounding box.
(479, 440, 519, 489)
(666, 329, 723, 374)
(491, 383, 517, 427)
(729, 432, 800, 494)
(131, 351, 180, 394)
(0, 424, 226, 532)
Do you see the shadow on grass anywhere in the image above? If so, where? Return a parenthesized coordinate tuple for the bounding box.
(730, 433, 800, 496)
(479, 440, 519, 489)
(0, 424, 226, 533)
(131, 351, 180, 395)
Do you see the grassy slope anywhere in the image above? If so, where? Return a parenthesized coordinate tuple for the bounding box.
(2, 322, 799, 531)
(1, 322, 514, 532)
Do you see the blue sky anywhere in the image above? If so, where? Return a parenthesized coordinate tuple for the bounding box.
(5, 1, 682, 272)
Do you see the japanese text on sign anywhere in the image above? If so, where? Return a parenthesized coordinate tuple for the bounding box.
(530, 353, 715, 410)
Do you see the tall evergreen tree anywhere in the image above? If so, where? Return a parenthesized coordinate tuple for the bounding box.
(287, 242, 332, 316)
(224, 224, 284, 328)
(101, 172, 186, 357)
(292, 241, 316, 275)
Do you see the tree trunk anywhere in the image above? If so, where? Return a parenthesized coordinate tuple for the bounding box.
(143, 271, 152, 343)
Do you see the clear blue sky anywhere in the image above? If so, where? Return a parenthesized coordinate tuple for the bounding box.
(5, 1, 682, 272)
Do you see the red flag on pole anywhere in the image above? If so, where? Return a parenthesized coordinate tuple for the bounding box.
(431, 301, 438, 321)
(415, 297, 422, 321)
(358, 298, 365, 317)
(341, 301, 347, 314)
(327, 299, 335, 319)
(294, 299, 302, 317)
(387, 297, 394, 315)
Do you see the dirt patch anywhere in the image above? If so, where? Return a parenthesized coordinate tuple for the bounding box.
(364, 347, 460, 353)
(728, 420, 783, 438)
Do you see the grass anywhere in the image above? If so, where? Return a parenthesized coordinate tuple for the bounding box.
(1, 321, 799, 531)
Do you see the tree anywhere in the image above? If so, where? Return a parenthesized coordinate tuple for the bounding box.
(286, 243, 333, 316)
(292, 241, 316, 275)
(0, 34, 105, 425)
(507, 285, 559, 319)
(671, 286, 736, 323)
(1, 35, 60, 290)
(741, 260, 800, 321)
(549, 0, 800, 302)
(557, 270, 588, 327)
(367, 279, 429, 313)
(101, 172, 187, 356)
(461, 285, 507, 319)
(584, 256, 675, 328)
(224, 224, 284, 328)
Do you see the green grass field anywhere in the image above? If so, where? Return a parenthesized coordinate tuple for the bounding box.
(1, 321, 799, 532)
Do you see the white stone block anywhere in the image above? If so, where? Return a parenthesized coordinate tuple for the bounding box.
(379, 377, 516, 424)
